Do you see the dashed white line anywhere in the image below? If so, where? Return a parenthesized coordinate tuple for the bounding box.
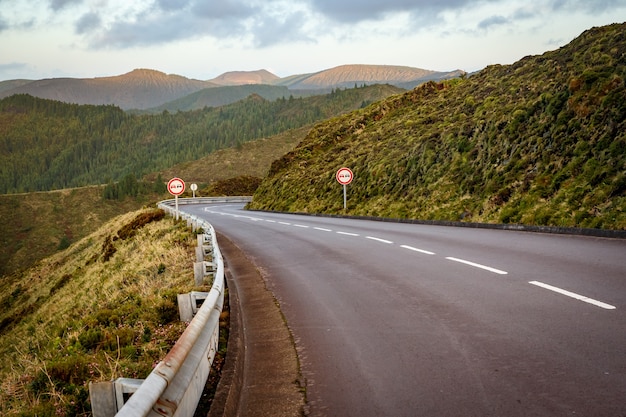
(445, 257, 508, 275)
(400, 245, 435, 255)
(293, 224, 309, 228)
(278, 221, 291, 225)
(337, 231, 359, 236)
(314, 227, 332, 232)
(529, 281, 616, 310)
(366, 236, 393, 244)
(265, 219, 276, 223)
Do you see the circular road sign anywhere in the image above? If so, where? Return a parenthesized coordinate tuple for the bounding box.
(167, 177, 186, 196)
(336, 167, 354, 185)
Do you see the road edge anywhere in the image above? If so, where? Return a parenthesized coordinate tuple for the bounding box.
(208, 233, 305, 417)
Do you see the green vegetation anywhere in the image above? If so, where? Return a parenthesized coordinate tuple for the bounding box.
(0, 208, 204, 416)
(249, 23, 626, 230)
(0, 125, 309, 277)
(0, 84, 403, 194)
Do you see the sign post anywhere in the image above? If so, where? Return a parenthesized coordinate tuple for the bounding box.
(167, 177, 186, 220)
(190, 183, 198, 198)
(336, 167, 353, 210)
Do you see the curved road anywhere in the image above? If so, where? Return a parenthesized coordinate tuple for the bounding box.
(184, 203, 625, 417)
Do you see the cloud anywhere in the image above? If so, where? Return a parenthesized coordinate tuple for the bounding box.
(478, 15, 509, 30)
(307, 0, 473, 23)
(251, 10, 314, 47)
(49, 0, 83, 11)
(548, 0, 626, 13)
(62, 0, 626, 52)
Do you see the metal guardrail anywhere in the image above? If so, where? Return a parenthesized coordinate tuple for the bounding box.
(159, 196, 252, 206)
(90, 198, 249, 417)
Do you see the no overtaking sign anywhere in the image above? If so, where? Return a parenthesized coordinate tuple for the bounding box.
(167, 177, 185, 196)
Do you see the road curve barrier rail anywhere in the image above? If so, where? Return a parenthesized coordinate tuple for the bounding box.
(89, 197, 250, 417)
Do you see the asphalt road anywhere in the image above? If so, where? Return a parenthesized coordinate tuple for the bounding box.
(184, 203, 626, 417)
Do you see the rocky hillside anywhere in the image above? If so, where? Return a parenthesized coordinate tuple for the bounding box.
(248, 23, 626, 230)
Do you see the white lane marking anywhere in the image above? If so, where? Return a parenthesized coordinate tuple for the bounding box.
(278, 221, 291, 225)
(400, 245, 435, 255)
(293, 224, 309, 228)
(314, 227, 332, 232)
(529, 281, 616, 310)
(337, 231, 359, 236)
(366, 236, 393, 244)
(445, 257, 508, 275)
(265, 220, 276, 223)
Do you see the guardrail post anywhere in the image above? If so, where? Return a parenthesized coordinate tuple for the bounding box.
(89, 381, 117, 417)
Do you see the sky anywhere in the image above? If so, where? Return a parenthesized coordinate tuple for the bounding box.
(1, 0, 626, 81)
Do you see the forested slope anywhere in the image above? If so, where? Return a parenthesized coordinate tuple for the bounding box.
(249, 23, 626, 230)
(0, 84, 403, 193)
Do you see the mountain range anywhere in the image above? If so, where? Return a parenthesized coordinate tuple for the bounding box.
(0, 65, 463, 110)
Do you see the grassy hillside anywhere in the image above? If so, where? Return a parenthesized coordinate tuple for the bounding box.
(0, 187, 167, 276)
(152, 126, 310, 188)
(0, 208, 203, 416)
(249, 23, 626, 230)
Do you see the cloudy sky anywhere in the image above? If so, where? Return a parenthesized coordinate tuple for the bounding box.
(1, 0, 625, 81)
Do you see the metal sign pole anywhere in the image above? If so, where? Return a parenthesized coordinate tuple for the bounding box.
(175, 195, 179, 220)
(343, 184, 347, 210)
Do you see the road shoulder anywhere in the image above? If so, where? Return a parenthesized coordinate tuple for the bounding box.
(208, 233, 305, 417)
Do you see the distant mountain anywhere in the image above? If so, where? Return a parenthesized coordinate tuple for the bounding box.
(0, 65, 463, 110)
(275, 64, 465, 90)
(208, 69, 280, 86)
(0, 69, 215, 110)
(0, 79, 33, 94)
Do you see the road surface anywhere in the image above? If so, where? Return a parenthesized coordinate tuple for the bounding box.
(183, 203, 626, 417)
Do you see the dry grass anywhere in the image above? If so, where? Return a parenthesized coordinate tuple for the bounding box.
(0, 207, 204, 416)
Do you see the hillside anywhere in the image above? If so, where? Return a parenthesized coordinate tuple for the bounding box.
(0, 84, 403, 194)
(0, 69, 214, 110)
(0, 207, 202, 415)
(279, 64, 465, 90)
(248, 23, 626, 230)
(208, 69, 280, 85)
(142, 84, 297, 113)
(0, 125, 308, 277)
(0, 64, 456, 110)
(0, 186, 166, 276)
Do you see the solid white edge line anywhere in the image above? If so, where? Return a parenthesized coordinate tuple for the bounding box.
(529, 281, 616, 310)
(445, 257, 508, 275)
(366, 236, 393, 244)
(400, 245, 435, 255)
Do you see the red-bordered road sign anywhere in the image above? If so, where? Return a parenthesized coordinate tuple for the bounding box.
(167, 177, 185, 196)
(336, 167, 353, 185)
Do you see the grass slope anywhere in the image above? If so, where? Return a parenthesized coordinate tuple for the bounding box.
(249, 23, 626, 230)
(0, 187, 166, 276)
(0, 208, 203, 416)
